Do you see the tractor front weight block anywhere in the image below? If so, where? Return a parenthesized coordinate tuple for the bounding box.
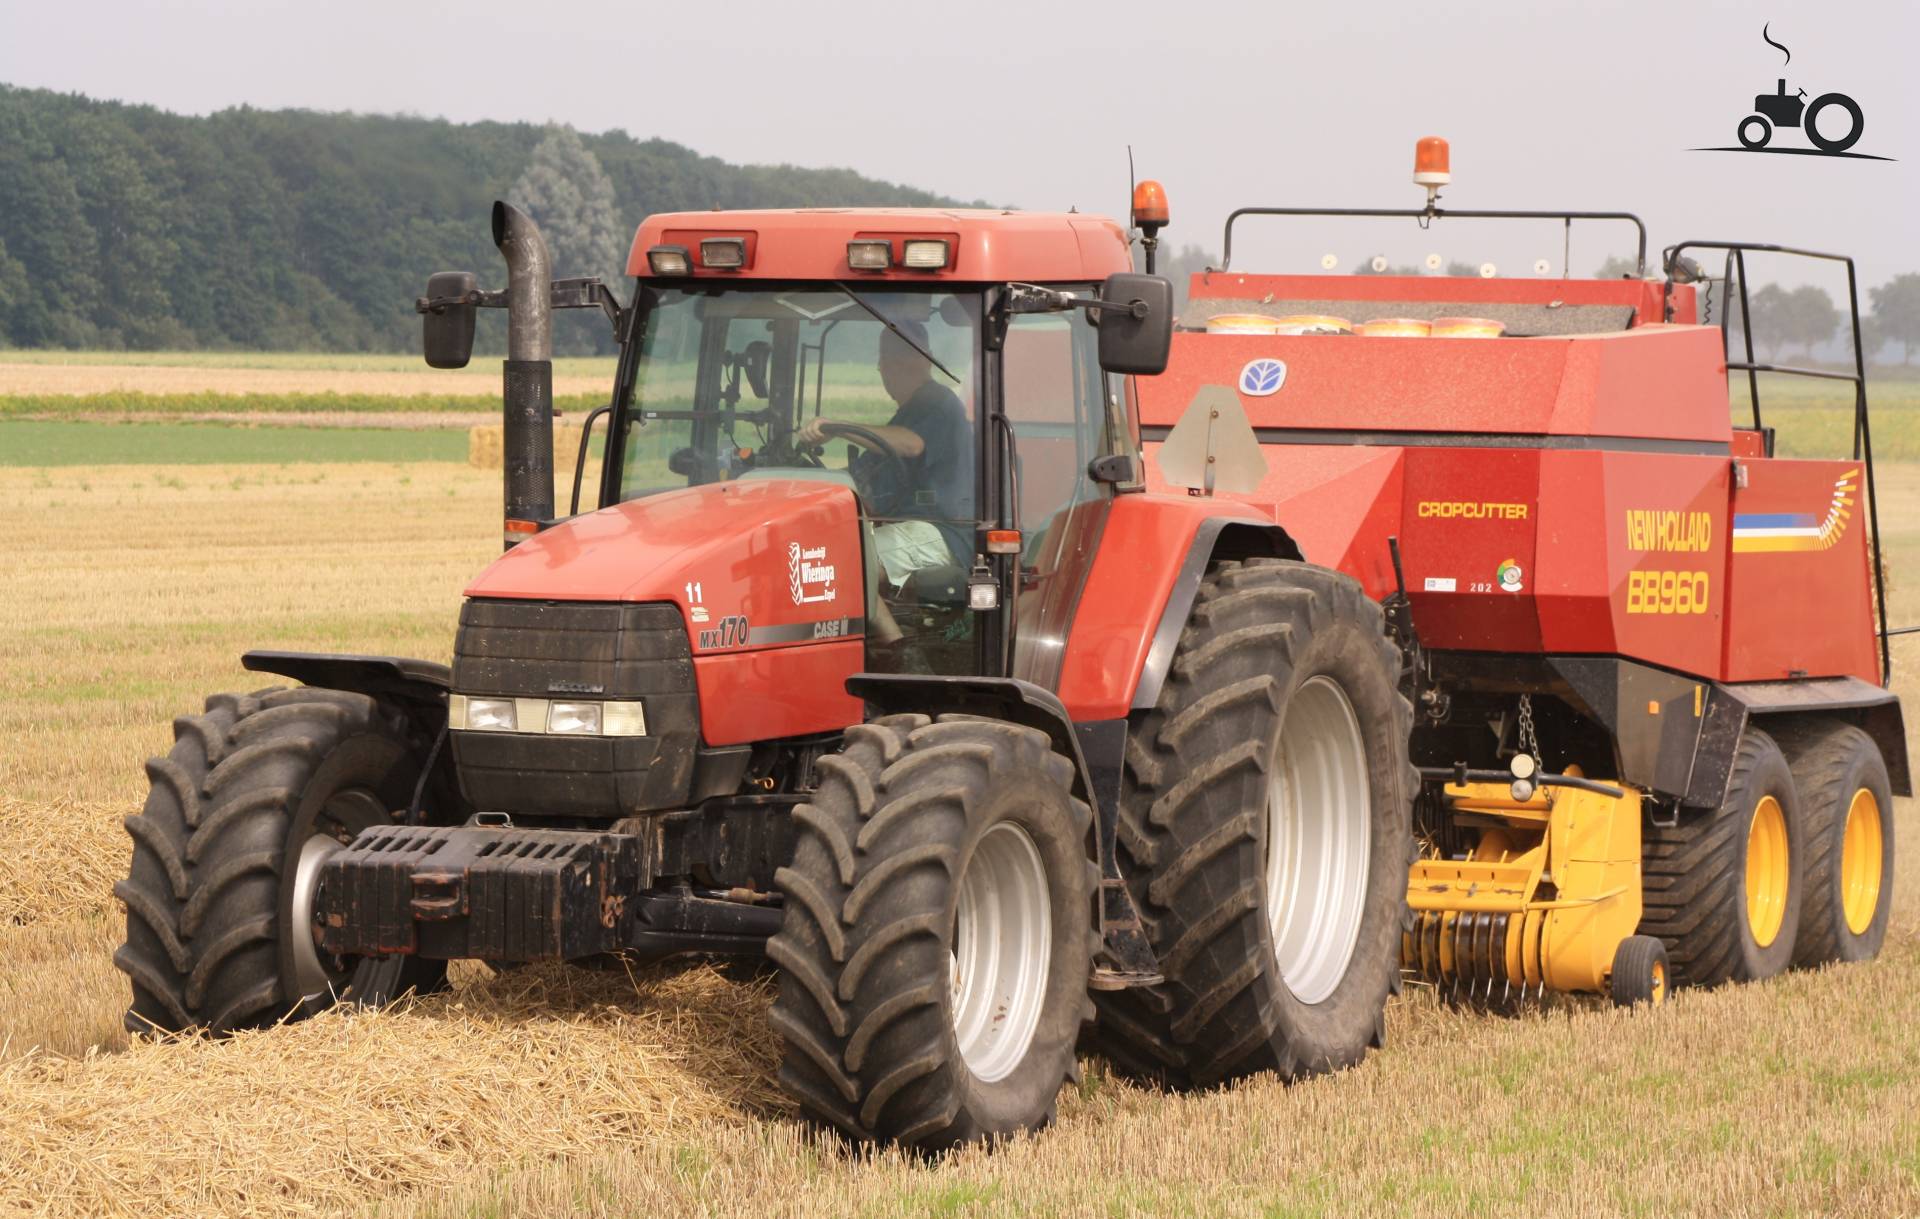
(312, 824, 657, 963)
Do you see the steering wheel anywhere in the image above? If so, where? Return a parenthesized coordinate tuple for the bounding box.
(811, 421, 914, 500)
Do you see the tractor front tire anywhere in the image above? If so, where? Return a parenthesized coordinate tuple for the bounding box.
(1779, 722, 1893, 966)
(1093, 558, 1414, 1088)
(115, 686, 445, 1035)
(1641, 729, 1804, 988)
(767, 715, 1096, 1149)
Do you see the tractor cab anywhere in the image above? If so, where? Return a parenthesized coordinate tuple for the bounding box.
(424, 206, 1174, 685)
(603, 274, 1123, 678)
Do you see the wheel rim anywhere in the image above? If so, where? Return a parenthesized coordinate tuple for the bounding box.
(1266, 675, 1372, 1006)
(1745, 795, 1790, 948)
(1840, 787, 1884, 936)
(289, 788, 389, 1000)
(950, 821, 1051, 1084)
(1650, 959, 1667, 1006)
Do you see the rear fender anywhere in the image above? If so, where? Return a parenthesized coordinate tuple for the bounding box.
(1129, 517, 1303, 714)
(1053, 493, 1298, 723)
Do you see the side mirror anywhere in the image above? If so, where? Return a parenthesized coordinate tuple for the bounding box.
(421, 271, 478, 369)
(1096, 273, 1174, 375)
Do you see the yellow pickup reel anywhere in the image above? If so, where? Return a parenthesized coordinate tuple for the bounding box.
(1403, 754, 1669, 1008)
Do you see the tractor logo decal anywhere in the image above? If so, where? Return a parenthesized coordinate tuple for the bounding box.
(1732, 470, 1858, 552)
(1238, 359, 1287, 397)
(1692, 24, 1890, 161)
(787, 541, 838, 604)
(1496, 558, 1524, 593)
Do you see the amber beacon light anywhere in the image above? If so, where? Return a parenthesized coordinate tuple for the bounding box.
(1414, 136, 1451, 207)
(1131, 179, 1170, 273)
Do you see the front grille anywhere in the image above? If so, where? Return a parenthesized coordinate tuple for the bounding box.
(451, 600, 698, 816)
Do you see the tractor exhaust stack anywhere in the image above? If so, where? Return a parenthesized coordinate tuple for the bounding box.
(491, 200, 555, 547)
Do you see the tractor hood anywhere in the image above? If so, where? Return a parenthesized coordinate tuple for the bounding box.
(465, 478, 867, 638)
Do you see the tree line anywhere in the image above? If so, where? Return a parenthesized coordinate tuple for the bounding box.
(0, 86, 977, 353)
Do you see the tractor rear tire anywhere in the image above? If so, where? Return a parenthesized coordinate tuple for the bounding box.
(1091, 558, 1414, 1088)
(767, 714, 1096, 1149)
(115, 686, 445, 1035)
(1778, 722, 1893, 966)
(1640, 728, 1804, 988)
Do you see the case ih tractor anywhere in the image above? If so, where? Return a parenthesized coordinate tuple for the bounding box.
(115, 139, 1902, 1149)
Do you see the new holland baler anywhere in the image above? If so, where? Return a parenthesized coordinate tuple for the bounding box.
(1118, 148, 1902, 1010)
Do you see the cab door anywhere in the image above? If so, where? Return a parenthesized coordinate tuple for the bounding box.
(997, 296, 1129, 691)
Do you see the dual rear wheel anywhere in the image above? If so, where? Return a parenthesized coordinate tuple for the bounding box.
(1642, 720, 1893, 991)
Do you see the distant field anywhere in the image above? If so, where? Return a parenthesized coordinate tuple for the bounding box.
(0, 421, 468, 465)
(0, 349, 619, 378)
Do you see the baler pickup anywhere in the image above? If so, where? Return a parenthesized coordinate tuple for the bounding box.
(1404, 779, 1648, 1003)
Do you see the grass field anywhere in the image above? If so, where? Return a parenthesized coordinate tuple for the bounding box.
(2, 444, 1919, 1216)
(1, 421, 470, 465)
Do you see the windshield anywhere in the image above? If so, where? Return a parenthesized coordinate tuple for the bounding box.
(615, 285, 980, 535)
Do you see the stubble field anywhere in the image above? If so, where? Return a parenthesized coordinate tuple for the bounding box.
(3, 461, 1918, 1217)
(2, 362, 1919, 1216)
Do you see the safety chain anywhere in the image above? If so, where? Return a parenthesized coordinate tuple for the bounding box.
(1517, 693, 1540, 759)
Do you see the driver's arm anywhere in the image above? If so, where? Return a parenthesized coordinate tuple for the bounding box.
(793, 418, 926, 458)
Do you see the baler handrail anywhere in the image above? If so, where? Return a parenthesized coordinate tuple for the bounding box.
(1217, 207, 1648, 277)
(1663, 238, 1888, 686)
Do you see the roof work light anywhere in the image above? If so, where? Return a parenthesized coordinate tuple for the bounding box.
(901, 239, 951, 270)
(847, 239, 892, 271)
(699, 238, 747, 269)
(647, 245, 691, 276)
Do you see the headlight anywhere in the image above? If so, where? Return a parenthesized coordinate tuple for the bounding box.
(547, 701, 602, 735)
(450, 694, 646, 736)
(465, 697, 518, 732)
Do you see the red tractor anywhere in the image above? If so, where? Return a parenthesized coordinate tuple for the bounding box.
(116, 140, 1901, 1150)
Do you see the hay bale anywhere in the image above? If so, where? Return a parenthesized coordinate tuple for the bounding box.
(467, 423, 585, 472)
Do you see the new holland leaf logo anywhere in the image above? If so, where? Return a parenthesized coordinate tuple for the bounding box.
(1239, 359, 1287, 397)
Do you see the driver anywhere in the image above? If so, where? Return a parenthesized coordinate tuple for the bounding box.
(796, 321, 970, 640)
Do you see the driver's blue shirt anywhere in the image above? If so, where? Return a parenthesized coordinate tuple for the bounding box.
(854, 379, 972, 566)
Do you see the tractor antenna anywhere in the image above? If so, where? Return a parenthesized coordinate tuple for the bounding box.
(1126, 145, 1138, 250)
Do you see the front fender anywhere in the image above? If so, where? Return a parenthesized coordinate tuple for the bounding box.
(242, 650, 450, 724)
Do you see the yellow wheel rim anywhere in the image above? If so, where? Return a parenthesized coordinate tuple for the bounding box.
(1840, 788, 1884, 936)
(1746, 795, 1789, 948)
(1650, 960, 1667, 1006)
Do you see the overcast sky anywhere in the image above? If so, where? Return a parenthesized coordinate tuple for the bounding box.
(4, 0, 1915, 298)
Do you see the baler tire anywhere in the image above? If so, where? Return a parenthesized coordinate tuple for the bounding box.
(1777, 722, 1893, 966)
(767, 714, 1097, 1150)
(1609, 934, 1670, 1008)
(115, 686, 445, 1036)
(1640, 729, 1804, 988)
(1091, 558, 1414, 1089)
